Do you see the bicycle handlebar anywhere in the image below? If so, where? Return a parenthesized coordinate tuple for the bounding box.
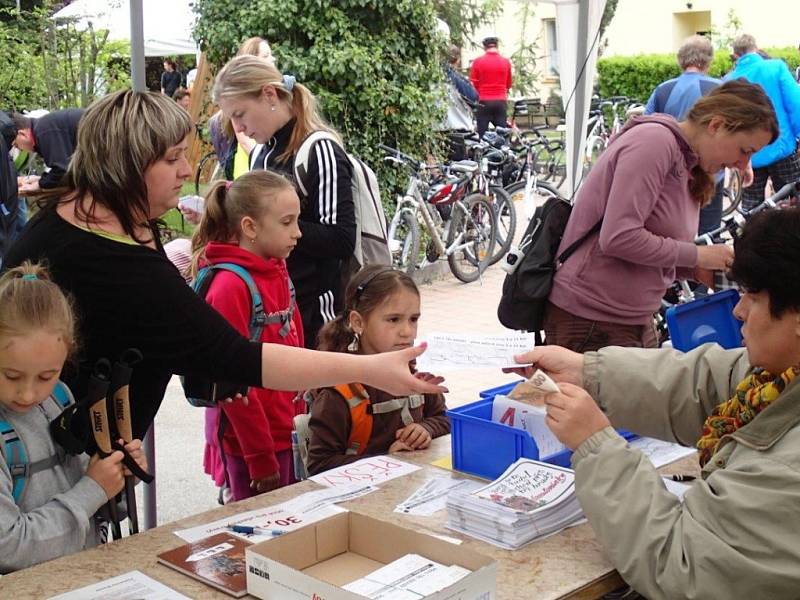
(695, 180, 800, 244)
(378, 143, 422, 167)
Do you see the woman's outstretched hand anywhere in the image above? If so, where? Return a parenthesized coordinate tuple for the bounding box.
(364, 343, 447, 396)
(503, 345, 585, 387)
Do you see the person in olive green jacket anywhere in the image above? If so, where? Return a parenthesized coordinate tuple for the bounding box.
(513, 207, 800, 600)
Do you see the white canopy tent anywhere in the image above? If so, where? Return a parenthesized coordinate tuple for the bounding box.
(52, 0, 198, 57)
(542, 0, 607, 199)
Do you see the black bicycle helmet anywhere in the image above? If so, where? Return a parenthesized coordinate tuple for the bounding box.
(482, 35, 499, 48)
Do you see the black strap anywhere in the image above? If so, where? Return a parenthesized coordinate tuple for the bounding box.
(556, 218, 603, 266)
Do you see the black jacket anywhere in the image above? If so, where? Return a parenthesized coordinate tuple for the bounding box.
(0, 134, 19, 264)
(251, 120, 356, 347)
(32, 109, 83, 189)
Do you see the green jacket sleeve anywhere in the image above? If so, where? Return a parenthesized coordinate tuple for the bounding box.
(583, 343, 750, 446)
(573, 427, 800, 599)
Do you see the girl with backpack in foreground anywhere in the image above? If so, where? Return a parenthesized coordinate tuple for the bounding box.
(0, 263, 146, 573)
(304, 267, 450, 476)
(191, 170, 304, 501)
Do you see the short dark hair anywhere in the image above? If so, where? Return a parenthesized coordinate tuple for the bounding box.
(173, 88, 190, 101)
(729, 207, 800, 317)
(10, 112, 32, 131)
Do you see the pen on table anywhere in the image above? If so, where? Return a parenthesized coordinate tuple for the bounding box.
(671, 474, 696, 482)
(227, 525, 284, 536)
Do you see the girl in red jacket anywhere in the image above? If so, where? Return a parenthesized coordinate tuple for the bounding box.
(192, 170, 304, 500)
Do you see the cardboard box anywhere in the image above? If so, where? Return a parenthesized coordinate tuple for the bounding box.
(245, 512, 496, 599)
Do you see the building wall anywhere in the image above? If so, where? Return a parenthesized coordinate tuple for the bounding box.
(603, 0, 799, 57)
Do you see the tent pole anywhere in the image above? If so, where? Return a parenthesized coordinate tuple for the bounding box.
(129, 0, 146, 92)
(129, 0, 157, 531)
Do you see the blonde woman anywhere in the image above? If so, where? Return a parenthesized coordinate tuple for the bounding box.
(214, 55, 356, 348)
(4, 89, 444, 444)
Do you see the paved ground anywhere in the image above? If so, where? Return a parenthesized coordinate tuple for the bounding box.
(137, 215, 524, 527)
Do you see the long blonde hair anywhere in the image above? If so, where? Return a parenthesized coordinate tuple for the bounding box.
(212, 55, 340, 163)
(190, 170, 295, 275)
(0, 262, 76, 355)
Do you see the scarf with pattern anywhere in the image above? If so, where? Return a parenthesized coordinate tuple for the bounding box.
(697, 365, 800, 467)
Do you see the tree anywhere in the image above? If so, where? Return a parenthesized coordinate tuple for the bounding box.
(193, 0, 450, 196)
(0, 3, 130, 111)
(434, 0, 503, 48)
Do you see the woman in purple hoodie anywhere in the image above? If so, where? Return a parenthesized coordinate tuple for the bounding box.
(546, 80, 778, 351)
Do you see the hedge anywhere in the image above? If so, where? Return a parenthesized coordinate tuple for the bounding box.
(597, 47, 800, 102)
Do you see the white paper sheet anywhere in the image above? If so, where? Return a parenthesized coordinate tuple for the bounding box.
(394, 477, 482, 516)
(414, 332, 536, 372)
(309, 455, 421, 488)
(48, 570, 190, 600)
(662, 477, 691, 501)
(491, 395, 566, 458)
(342, 554, 471, 599)
(628, 437, 698, 468)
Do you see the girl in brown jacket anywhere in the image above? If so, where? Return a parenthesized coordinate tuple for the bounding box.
(306, 267, 450, 476)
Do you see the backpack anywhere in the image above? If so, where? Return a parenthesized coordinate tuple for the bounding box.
(291, 383, 424, 480)
(181, 262, 296, 407)
(293, 132, 392, 276)
(0, 381, 73, 503)
(497, 196, 602, 332)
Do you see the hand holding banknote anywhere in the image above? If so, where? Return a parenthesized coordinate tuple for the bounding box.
(508, 369, 560, 407)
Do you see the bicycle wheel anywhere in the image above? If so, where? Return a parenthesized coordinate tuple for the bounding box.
(721, 168, 742, 217)
(584, 135, 606, 175)
(387, 210, 420, 275)
(447, 193, 497, 283)
(505, 179, 562, 222)
(487, 186, 516, 265)
(194, 151, 222, 195)
(543, 141, 567, 189)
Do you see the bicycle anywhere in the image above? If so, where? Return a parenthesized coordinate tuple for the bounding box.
(721, 167, 743, 217)
(194, 149, 222, 195)
(655, 179, 800, 345)
(462, 134, 517, 265)
(380, 144, 497, 283)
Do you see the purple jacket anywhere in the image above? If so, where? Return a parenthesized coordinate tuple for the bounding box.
(549, 115, 700, 325)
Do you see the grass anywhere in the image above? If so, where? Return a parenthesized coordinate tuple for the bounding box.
(161, 182, 198, 239)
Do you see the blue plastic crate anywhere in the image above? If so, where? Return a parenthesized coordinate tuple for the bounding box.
(448, 394, 637, 480)
(666, 288, 742, 352)
(477, 380, 523, 399)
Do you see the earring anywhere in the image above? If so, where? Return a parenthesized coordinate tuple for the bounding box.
(348, 332, 360, 352)
(270, 105, 276, 112)
(250, 238, 256, 244)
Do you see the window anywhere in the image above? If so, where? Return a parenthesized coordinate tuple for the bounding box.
(544, 18, 559, 77)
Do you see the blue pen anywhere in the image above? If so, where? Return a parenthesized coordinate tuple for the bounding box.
(228, 525, 284, 536)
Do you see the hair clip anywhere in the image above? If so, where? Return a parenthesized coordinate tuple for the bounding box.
(21, 273, 38, 281)
(225, 180, 233, 191)
(282, 74, 296, 92)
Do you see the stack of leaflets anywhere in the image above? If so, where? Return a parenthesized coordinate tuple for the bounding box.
(446, 458, 583, 550)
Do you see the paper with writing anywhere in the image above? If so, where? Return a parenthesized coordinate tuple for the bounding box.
(473, 459, 575, 513)
(414, 332, 536, 372)
(492, 395, 566, 458)
(394, 476, 482, 516)
(628, 437, 698, 468)
(309, 455, 421, 488)
(48, 570, 191, 600)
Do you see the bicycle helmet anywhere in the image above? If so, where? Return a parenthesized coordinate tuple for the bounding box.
(482, 35, 499, 48)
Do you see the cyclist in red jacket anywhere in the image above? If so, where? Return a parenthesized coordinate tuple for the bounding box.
(470, 35, 513, 136)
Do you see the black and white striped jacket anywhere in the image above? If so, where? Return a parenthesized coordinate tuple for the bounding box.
(250, 119, 356, 347)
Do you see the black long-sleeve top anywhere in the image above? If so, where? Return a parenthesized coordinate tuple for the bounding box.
(4, 209, 263, 440)
(31, 109, 83, 189)
(251, 119, 356, 343)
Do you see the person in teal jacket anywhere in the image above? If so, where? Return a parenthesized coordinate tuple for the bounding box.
(727, 34, 800, 209)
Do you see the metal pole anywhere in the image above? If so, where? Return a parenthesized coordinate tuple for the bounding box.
(129, 0, 146, 92)
(143, 426, 157, 530)
(129, 0, 156, 530)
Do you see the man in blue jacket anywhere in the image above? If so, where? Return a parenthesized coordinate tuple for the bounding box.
(727, 34, 800, 209)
